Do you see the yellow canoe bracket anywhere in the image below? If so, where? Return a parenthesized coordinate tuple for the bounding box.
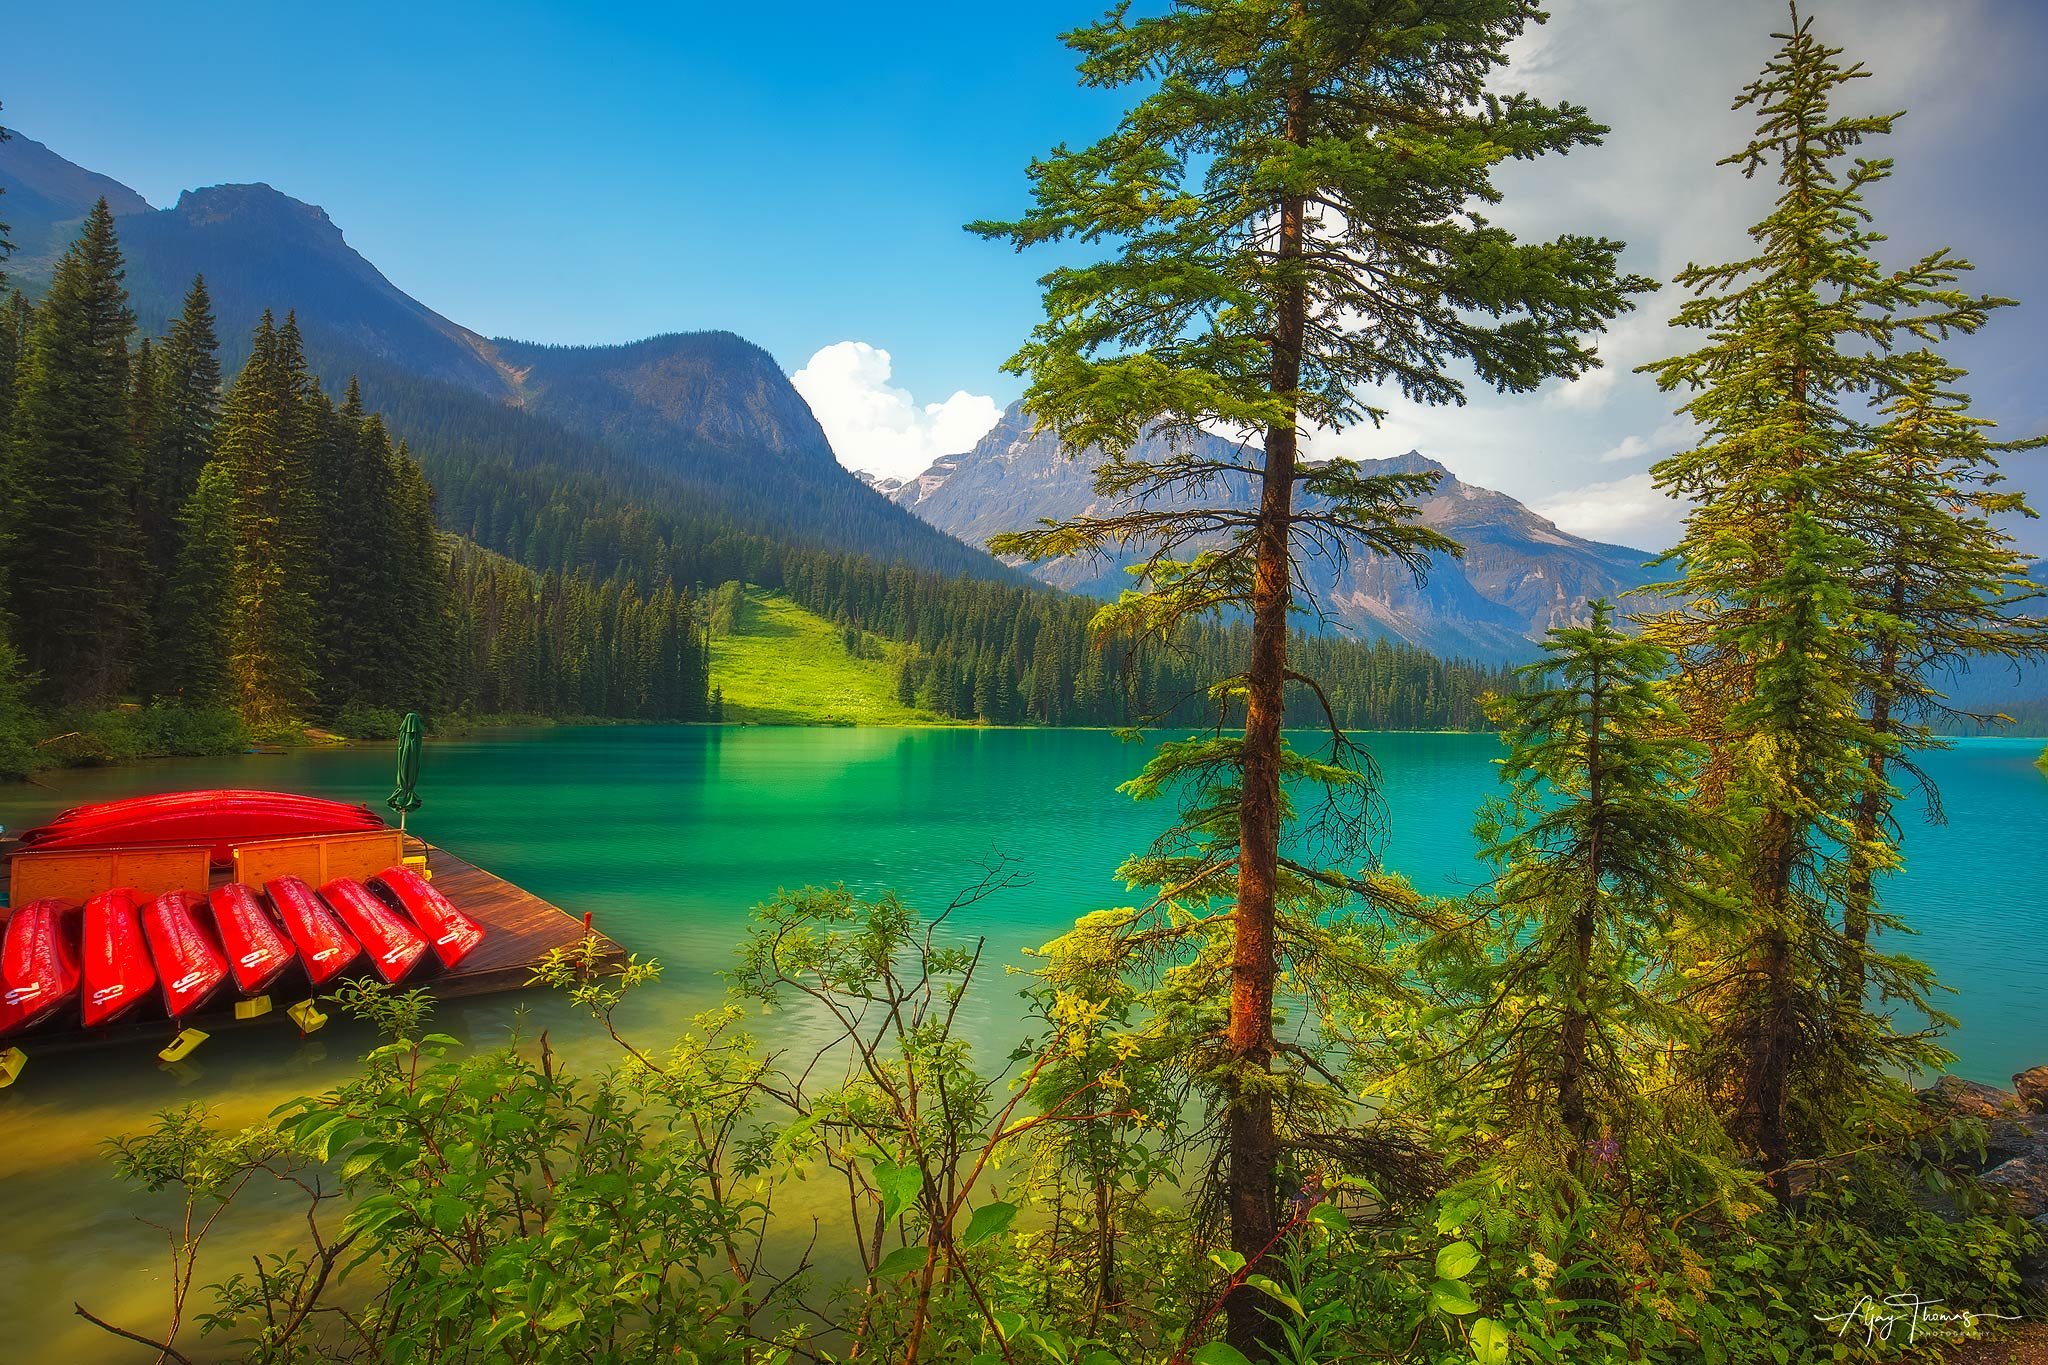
(286, 998, 328, 1035)
(234, 994, 274, 1021)
(0, 1046, 26, 1088)
(158, 1028, 208, 1063)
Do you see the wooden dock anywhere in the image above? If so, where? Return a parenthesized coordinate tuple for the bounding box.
(0, 834, 627, 1056)
(395, 836, 627, 999)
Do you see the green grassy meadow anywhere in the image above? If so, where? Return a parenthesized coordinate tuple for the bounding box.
(708, 587, 957, 726)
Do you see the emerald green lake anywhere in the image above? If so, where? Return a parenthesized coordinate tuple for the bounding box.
(1, 725, 2043, 1359)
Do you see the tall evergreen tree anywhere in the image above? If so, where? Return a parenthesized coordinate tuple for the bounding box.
(0, 289, 28, 449)
(143, 276, 224, 587)
(161, 463, 235, 705)
(4, 199, 141, 703)
(128, 337, 163, 489)
(215, 312, 319, 725)
(1464, 602, 1724, 1172)
(974, 4, 1643, 1351)
(1641, 9, 2000, 1196)
(390, 440, 448, 710)
(1836, 351, 2046, 995)
(319, 392, 402, 713)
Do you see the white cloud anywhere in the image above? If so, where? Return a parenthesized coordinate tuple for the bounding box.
(1534, 473, 1687, 550)
(1297, 1, 2022, 537)
(791, 341, 1003, 482)
(1597, 417, 1697, 464)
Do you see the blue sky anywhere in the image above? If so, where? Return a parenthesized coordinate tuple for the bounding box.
(4, 0, 1114, 417)
(8, 0, 2048, 548)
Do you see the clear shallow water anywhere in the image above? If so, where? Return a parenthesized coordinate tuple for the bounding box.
(1, 726, 2043, 1359)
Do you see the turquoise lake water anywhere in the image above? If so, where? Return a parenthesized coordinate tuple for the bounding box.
(0, 726, 2042, 1358)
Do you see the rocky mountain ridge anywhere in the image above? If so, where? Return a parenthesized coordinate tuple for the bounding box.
(880, 403, 1661, 662)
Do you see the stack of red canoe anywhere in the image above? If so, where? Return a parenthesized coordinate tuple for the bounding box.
(0, 866, 486, 1037)
(16, 790, 387, 865)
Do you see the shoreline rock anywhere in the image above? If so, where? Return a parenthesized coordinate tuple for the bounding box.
(1916, 1068, 2048, 1223)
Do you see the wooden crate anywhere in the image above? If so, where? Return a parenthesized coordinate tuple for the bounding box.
(5, 844, 213, 907)
(232, 829, 406, 891)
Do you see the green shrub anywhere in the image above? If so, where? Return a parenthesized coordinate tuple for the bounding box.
(330, 702, 407, 741)
(133, 702, 251, 757)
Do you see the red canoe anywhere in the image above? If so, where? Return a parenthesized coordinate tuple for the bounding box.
(19, 790, 386, 864)
(371, 865, 485, 968)
(0, 899, 82, 1036)
(32, 789, 379, 829)
(80, 887, 158, 1029)
(264, 876, 362, 989)
(141, 891, 231, 1019)
(208, 883, 297, 995)
(320, 877, 428, 985)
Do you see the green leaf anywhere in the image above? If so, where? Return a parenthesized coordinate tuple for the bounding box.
(961, 1200, 1018, 1246)
(428, 1195, 468, 1235)
(1471, 1316, 1511, 1365)
(482, 1312, 527, 1347)
(993, 1310, 1024, 1341)
(1243, 1273, 1305, 1318)
(538, 1302, 584, 1332)
(1191, 1345, 1254, 1365)
(1431, 1278, 1480, 1316)
(1208, 1249, 1247, 1275)
(876, 1244, 928, 1277)
(1307, 1202, 1350, 1232)
(874, 1161, 923, 1224)
(1436, 1239, 1482, 1281)
(1436, 1197, 1480, 1233)
(338, 1149, 384, 1183)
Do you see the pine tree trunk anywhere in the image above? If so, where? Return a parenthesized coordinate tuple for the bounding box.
(1843, 567, 1904, 999)
(1560, 657, 1604, 1156)
(1224, 83, 1306, 1365)
(1748, 812, 1798, 1201)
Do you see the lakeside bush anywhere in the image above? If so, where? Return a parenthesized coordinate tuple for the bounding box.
(81, 888, 2039, 1365)
(330, 702, 407, 742)
(0, 701, 254, 777)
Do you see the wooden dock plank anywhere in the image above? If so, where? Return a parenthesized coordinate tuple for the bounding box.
(0, 834, 626, 1056)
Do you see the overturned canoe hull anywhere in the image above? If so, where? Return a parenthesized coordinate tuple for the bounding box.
(80, 888, 157, 1029)
(371, 864, 485, 968)
(264, 876, 363, 990)
(141, 890, 231, 1020)
(207, 883, 297, 996)
(1, 899, 83, 1036)
(320, 877, 429, 985)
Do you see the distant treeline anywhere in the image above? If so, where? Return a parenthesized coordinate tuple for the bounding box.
(408, 401, 1511, 729)
(445, 542, 711, 720)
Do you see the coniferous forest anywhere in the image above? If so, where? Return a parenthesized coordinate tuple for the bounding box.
(0, 201, 1507, 777)
(7, 6, 2048, 1365)
(0, 201, 718, 775)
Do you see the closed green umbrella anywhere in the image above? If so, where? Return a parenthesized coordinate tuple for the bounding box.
(388, 712, 425, 833)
